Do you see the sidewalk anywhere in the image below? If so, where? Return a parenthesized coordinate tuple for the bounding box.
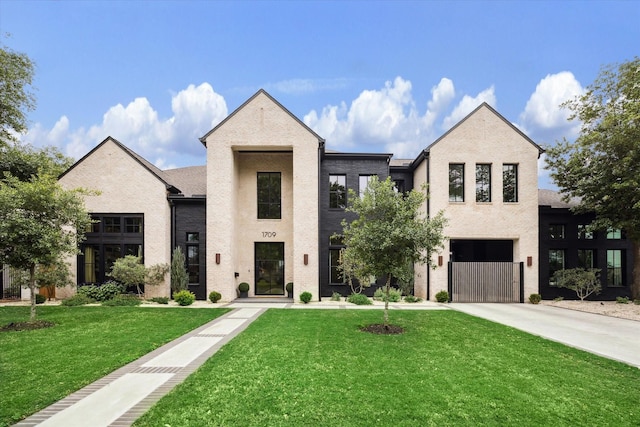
(15, 307, 266, 427)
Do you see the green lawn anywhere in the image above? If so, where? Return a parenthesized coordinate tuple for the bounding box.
(0, 305, 229, 426)
(134, 309, 640, 427)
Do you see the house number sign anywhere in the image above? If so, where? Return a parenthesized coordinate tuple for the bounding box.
(262, 232, 277, 238)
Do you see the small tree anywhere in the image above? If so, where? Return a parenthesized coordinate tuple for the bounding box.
(108, 255, 169, 297)
(35, 259, 73, 301)
(0, 173, 93, 320)
(341, 176, 447, 329)
(171, 247, 189, 293)
(552, 268, 602, 301)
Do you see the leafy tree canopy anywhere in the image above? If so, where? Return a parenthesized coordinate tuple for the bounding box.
(340, 176, 447, 327)
(0, 39, 36, 146)
(545, 57, 640, 298)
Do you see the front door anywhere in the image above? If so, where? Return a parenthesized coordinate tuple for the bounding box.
(255, 242, 285, 295)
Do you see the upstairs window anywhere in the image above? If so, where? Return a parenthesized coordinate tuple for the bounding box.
(607, 228, 623, 239)
(449, 164, 464, 202)
(577, 224, 594, 239)
(549, 224, 565, 240)
(475, 164, 491, 202)
(329, 175, 346, 209)
(257, 172, 281, 219)
(359, 175, 375, 198)
(503, 164, 518, 202)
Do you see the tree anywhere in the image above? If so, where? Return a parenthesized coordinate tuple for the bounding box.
(545, 57, 640, 299)
(1, 143, 73, 181)
(0, 173, 93, 320)
(170, 247, 189, 294)
(552, 268, 602, 301)
(109, 255, 169, 297)
(0, 41, 36, 147)
(340, 176, 447, 329)
(35, 260, 74, 301)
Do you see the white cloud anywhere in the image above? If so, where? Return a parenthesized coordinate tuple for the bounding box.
(22, 83, 227, 167)
(304, 77, 498, 159)
(442, 86, 496, 130)
(518, 71, 584, 143)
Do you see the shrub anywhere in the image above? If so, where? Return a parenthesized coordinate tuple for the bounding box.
(61, 294, 96, 306)
(286, 282, 293, 293)
(373, 287, 402, 302)
(238, 282, 250, 292)
(435, 290, 449, 303)
(35, 294, 46, 304)
(529, 293, 542, 304)
(616, 296, 630, 304)
(150, 296, 169, 304)
(300, 291, 312, 304)
(102, 294, 142, 306)
(209, 291, 222, 303)
(552, 268, 601, 301)
(634, 299, 640, 305)
(174, 290, 195, 306)
(330, 292, 342, 301)
(171, 247, 189, 293)
(553, 296, 564, 302)
(78, 281, 124, 302)
(347, 293, 372, 305)
(404, 295, 422, 303)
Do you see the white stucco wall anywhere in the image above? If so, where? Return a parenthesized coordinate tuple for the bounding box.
(205, 91, 320, 301)
(423, 105, 540, 300)
(58, 139, 172, 298)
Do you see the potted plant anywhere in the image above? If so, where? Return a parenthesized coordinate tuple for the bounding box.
(238, 282, 250, 298)
(285, 282, 293, 298)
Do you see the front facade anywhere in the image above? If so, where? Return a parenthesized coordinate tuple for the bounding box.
(49, 90, 633, 302)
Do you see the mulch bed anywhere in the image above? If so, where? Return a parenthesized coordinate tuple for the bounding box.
(0, 320, 55, 332)
(360, 323, 404, 335)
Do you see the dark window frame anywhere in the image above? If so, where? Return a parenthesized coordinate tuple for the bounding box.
(329, 174, 346, 209)
(475, 163, 491, 202)
(449, 163, 464, 202)
(257, 172, 282, 219)
(503, 164, 518, 203)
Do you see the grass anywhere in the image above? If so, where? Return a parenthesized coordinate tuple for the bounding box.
(0, 305, 229, 426)
(134, 309, 640, 426)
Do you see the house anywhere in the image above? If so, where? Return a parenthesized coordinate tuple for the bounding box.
(51, 89, 632, 302)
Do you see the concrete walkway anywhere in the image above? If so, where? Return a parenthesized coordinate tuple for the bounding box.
(449, 303, 640, 368)
(12, 301, 640, 426)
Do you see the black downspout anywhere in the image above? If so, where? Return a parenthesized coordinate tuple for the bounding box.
(426, 151, 431, 301)
(318, 141, 324, 301)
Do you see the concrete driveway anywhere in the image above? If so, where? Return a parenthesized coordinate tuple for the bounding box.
(449, 303, 640, 368)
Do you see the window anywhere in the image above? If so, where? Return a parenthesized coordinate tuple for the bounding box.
(329, 175, 346, 209)
(503, 164, 518, 202)
(329, 235, 345, 284)
(475, 164, 491, 202)
(549, 249, 565, 285)
(577, 249, 595, 269)
(449, 164, 464, 202)
(104, 217, 121, 233)
(607, 228, 623, 239)
(186, 232, 200, 284)
(257, 172, 281, 219)
(607, 250, 624, 287)
(549, 224, 565, 240)
(393, 179, 405, 194)
(578, 224, 594, 239)
(255, 242, 285, 295)
(359, 175, 374, 198)
(78, 214, 144, 284)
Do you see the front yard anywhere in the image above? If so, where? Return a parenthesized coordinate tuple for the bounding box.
(134, 309, 640, 426)
(0, 306, 229, 426)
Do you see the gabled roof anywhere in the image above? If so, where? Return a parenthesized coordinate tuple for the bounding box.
(59, 136, 180, 194)
(538, 189, 580, 208)
(199, 89, 325, 146)
(426, 102, 544, 155)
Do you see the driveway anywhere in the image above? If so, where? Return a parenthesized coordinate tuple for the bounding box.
(449, 303, 640, 368)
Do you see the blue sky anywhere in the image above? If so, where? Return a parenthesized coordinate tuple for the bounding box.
(2, 1, 638, 189)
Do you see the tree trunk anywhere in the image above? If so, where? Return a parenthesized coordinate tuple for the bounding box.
(383, 273, 391, 328)
(29, 264, 37, 322)
(632, 240, 640, 300)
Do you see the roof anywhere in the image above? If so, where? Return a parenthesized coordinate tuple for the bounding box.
(538, 189, 581, 208)
(199, 89, 325, 146)
(163, 165, 206, 197)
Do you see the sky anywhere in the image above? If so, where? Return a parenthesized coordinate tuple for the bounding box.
(1, 1, 638, 189)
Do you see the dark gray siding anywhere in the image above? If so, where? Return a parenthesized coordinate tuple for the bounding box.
(173, 199, 207, 300)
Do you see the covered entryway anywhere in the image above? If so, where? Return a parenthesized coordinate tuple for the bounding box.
(255, 242, 285, 295)
(448, 240, 523, 302)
